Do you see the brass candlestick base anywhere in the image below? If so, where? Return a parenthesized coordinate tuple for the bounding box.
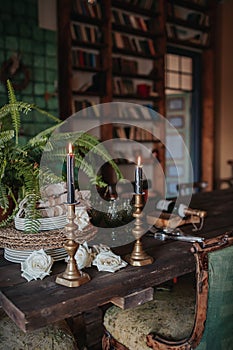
(125, 193, 153, 266)
(56, 203, 90, 287)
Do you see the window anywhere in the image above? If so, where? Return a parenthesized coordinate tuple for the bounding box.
(165, 49, 201, 198)
(166, 53, 193, 91)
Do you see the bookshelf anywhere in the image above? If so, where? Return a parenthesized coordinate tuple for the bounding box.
(57, 0, 112, 118)
(166, 0, 211, 49)
(57, 0, 165, 113)
(57, 0, 215, 191)
(111, 0, 163, 107)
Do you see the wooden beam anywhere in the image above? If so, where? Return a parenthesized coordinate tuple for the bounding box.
(201, 48, 215, 190)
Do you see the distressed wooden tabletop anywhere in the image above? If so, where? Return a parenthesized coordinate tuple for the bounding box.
(0, 188, 233, 332)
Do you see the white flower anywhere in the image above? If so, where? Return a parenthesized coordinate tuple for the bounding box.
(92, 250, 127, 273)
(74, 242, 93, 270)
(92, 243, 111, 255)
(21, 249, 53, 282)
(75, 208, 90, 230)
(75, 190, 91, 207)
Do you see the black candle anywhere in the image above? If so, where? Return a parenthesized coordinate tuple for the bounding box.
(135, 156, 143, 194)
(67, 143, 75, 204)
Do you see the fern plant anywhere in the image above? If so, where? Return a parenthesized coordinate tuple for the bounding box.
(0, 80, 122, 232)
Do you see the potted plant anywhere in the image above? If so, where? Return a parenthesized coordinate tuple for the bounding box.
(0, 80, 121, 232)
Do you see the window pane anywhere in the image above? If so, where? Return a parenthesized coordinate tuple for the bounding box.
(166, 134, 184, 159)
(181, 56, 192, 73)
(167, 54, 179, 71)
(181, 74, 192, 90)
(167, 72, 180, 89)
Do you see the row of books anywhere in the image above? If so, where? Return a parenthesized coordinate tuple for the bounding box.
(72, 49, 100, 69)
(116, 104, 156, 120)
(71, 22, 102, 44)
(113, 78, 158, 99)
(72, 0, 102, 19)
(72, 100, 158, 123)
(112, 56, 138, 75)
(114, 126, 155, 141)
(73, 99, 100, 117)
(113, 78, 135, 95)
(166, 24, 209, 46)
(112, 8, 150, 32)
(72, 71, 106, 96)
(112, 32, 156, 56)
(167, 4, 209, 27)
(72, 102, 156, 123)
(116, 0, 158, 12)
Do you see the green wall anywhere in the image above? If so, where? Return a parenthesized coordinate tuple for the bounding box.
(0, 0, 59, 143)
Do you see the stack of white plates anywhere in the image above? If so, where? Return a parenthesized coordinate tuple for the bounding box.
(4, 247, 67, 263)
(14, 215, 67, 231)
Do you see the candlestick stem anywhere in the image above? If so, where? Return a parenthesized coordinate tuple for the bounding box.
(56, 204, 90, 287)
(125, 193, 153, 266)
(67, 150, 75, 204)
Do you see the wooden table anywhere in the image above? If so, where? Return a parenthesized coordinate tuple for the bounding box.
(1, 188, 233, 335)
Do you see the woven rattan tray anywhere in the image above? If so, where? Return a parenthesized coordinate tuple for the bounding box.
(0, 224, 97, 250)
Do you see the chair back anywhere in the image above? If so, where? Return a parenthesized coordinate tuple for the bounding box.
(194, 234, 233, 350)
(147, 232, 233, 350)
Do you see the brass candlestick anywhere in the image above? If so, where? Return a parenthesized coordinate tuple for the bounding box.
(56, 203, 90, 287)
(125, 193, 153, 266)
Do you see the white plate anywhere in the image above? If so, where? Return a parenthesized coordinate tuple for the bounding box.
(14, 215, 67, 231)
(4, 247, 67, 263)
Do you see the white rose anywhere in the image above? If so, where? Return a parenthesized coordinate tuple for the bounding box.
(74, 242, 93, 270)
(75, 208, 90, 230)
(75, 190, 91, 207)
(21, 249, 53, 282)
(92, 250, 127, 273)
(92, 244, 111, 255)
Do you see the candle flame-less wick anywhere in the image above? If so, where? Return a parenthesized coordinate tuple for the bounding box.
(137, 156, 141, 167)
(68, 142, 73, 154)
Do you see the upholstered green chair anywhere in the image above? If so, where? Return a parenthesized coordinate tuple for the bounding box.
(102, 232, 233, 350)
(0, 308, 79, 350)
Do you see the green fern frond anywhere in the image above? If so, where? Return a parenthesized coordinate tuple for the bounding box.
(0, 130, 14, 146)
(39, 166, 64, 187)
(75, 153, 103, 185)
(24, 218, 41, 233)
(6, 80, 21, 145)
(23, 193, 41, 233)
(0, 81, 122, 230)
(74, 134, 122, 180)
(0, 101, 60, 125)
(32, 105, 61, 123)
(0, 158, 7, 180)
(19, 163, 39, 194)
(45, 131, 122, 182)
(0, 207, 18, 228)
(28, 123, 64, 147)
(0, 183, 9, 210)
(0, 102, 32, 120)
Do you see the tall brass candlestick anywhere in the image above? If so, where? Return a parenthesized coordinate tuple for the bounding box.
(67, 143, 75, 204)
(135, 156, 143, 194)
(125, 193, 153, 266)
(56, 203, 90, 287)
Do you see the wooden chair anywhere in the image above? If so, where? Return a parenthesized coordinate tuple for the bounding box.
(102, 232, 233, 350)
(0, 309, 79, 350)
